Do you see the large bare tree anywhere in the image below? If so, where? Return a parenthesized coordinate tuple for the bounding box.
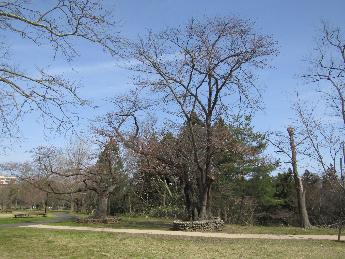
(300, 23, 344, 169)
(102, 17, 277, 220)
(0, 0, 119, 140)
(3, 137, 124, 219)
(303, 22, 345, 126)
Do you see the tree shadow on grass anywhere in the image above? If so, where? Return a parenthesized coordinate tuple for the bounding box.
(70, 216, 174, 230)
(115, 219, 173, 230)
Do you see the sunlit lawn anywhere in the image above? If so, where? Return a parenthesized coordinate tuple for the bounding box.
(222, 224, 344, 236)
(2, 213, 344, 258)
(0, 227, 344, 258)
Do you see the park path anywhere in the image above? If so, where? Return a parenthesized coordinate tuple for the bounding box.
(21, 224, 342, 241)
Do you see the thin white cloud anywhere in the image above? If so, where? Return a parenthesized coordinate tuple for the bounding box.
(47, 61, 119, 75)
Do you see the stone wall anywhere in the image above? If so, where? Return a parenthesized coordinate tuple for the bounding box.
(172, 217, 224, 232)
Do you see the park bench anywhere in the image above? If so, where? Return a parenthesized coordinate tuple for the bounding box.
(28, 211, 47, 217)
(14, 213, 30, 218)
(2, 209, 12, 213)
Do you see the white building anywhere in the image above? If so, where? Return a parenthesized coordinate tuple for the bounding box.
(0, 175, 16, 185)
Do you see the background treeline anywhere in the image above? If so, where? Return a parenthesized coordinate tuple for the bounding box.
(1, 116, 343, 227)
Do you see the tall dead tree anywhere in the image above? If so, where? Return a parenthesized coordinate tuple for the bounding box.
(335, 143, 345, 241)
(287, 127, 312, 228)
(291, 22, 345, 231)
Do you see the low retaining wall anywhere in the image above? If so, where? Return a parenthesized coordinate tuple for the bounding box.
(172, 218, 224, 232)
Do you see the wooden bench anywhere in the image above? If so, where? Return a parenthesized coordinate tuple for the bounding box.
(14, 213, 30, 218)
(13, 211, 47, 218)
(2, 209, 12, 213)
(29, 211, 47, 217)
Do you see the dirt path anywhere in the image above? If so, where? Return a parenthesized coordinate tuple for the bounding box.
(21, 224, 342, 241)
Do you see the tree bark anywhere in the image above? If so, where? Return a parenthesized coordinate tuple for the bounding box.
(94, 193, 109, 219)
(206, 185, 212, 218)
(287, 127, 312, 228)
(70, 195, 75, 212)
(223, 207, 228, 223)
(162, 190, 166, 207)
(128, 194, 132, 214)
(184, 182, 193, 220)
(198, 183, 211, 220)
(44, 192, 48, 214)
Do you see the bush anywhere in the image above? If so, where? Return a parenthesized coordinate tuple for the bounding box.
(147, 206, 186, 219)
(173, 218, 224, 231)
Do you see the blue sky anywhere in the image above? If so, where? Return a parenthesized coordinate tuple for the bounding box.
(1, 0, 344, 162)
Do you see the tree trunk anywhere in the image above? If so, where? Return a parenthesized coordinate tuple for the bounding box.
(193, 208, 198, 220)
(184, 182, 193, 220)
(44, 192, 48, 214)
(94, 193, 108, 219)
(223, 207, 228, 223)
(287, 127, 312, 228)
(338, 147, 345, 241)
(70, 194, 75, 212)
(198, 184, 210, 220)
(297, 176, 311, 228)
(162, 190, 166, 207)
(128, 194, 132, 214)
(237, 196, 245, 224)
(81, 195, 86, 213)
(206, 185, 212, 218)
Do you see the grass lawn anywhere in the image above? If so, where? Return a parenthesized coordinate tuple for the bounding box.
(0, 227, 344, 258)
(58, 215, 173, 229)
(0, 212, 54, 225)
(222, 224, 344, 236)
(49, 215, 344, 236)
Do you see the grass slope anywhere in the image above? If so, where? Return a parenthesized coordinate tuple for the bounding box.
(0, 228, 344, 258)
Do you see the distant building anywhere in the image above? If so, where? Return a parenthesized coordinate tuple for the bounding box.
(0, 175, 16, 185)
